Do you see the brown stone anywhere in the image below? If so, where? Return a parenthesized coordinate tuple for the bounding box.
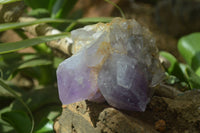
(149, 90, 200, 133)
(54, 101, 158, 133)
(54, 88, 200, 133)
(155, 119, 166, 132)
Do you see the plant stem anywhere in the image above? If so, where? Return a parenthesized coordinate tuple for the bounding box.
(104, 0, 126, 19)
(0, 79, 35, 133)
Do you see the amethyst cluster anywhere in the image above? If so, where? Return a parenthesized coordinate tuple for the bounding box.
(56, 18, 164, 111)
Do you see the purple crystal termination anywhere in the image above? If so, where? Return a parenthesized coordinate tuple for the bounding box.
(57, 18, 164, 111)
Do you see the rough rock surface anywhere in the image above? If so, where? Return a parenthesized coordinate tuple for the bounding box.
(54, 101, 158, 133)
(149, 90, 200, 133)
(54, 90, 200, 133)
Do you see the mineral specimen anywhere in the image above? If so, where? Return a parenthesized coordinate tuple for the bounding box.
(56, 18, 164, 111)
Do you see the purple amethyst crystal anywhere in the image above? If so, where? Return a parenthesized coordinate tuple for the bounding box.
(98, 54, 150, 111)
(56, 18, 164, 111)
(57, 51, 99, 105)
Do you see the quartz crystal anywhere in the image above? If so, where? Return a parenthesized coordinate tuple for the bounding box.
(56, 18, 164, 111)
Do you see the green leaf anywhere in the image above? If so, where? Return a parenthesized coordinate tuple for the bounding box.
(53, 57, 64, 68)
(65, 17, 113, 31)
(77, 17, 113, 23)
(48, 0, 56, 12)
(28, 8, 50, 18)
(34, 65, 55, 85)
(18, 53, 55, 85)
(0, 79, 34, 132)
(165, 74, 180, 85)
(178, 32, 200, 76)
(0, 53, 23, 80)
(31, 104, 60, 132)
(12, 87, 60, 112)
(51, 0, 78, 19)
(196, 67, 200, 76)
(19, 66, 54, 85)
(0, 0, 21, 4)
(51, 0, 65, 18)
(34, 118, 54, 133)
(18, 59, 52, 69)
(0, 81, 25, 98)
(0, 106, 13, 133)
(159, 51, 186, 82)
(185, 67, 200, 89)
(24, 0, 50, 9)
(32, 43, 52, 53)
(0, 17, 113, 32)
(179, 63, 200, 89)
(0, 32, 69, 54)
(160, 51, 178, 73)
(0, 18, 68, 32)
(0, 53, 53, 80)
(33, 105, 61, 132)
(1, 111, 32, 133)
(104, 0, 125, 18)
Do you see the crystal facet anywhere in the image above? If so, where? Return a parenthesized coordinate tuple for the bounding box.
(56, 18, 164, 111)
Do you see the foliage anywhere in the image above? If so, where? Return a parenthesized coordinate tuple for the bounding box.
(0, 0, 114, 133)
(0, 0, 21, 4)
(0, 17, 113, 32)
(24, 0, 78, 19)
(160, 32, 200, 89)
(0, 33, 69, 54)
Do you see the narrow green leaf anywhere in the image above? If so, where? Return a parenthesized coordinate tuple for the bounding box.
(0, 17, 113, 32)
(65, 22, 77, 32)
(0, 32, 69, 54)
(48, 0, 56, 12)
(0, 18, 69, 32)
(104, 0, 125, 18)
(1, 111, 32, 133)
(178, 32, 200, 76)
(77, 17, 113, 23)
(51, 0, 65, 18)
(0, 0, 21, 4)
(18, 59, 52, 69)
(66, 17, 113, 31)
(28, 8, 50, 18)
